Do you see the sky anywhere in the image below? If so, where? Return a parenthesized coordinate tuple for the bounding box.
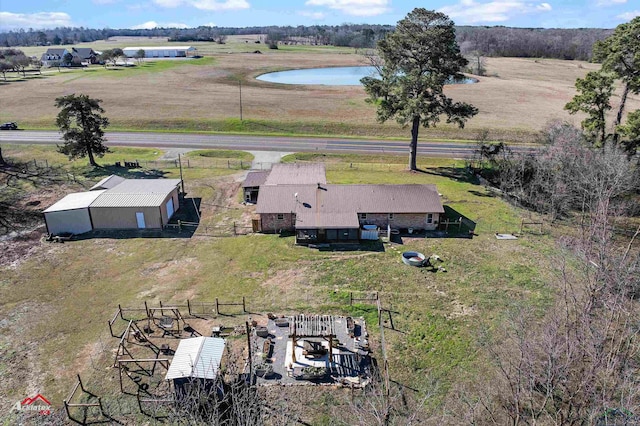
(0, 0, 638, 32)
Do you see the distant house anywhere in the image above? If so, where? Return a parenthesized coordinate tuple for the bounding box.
(122, 46, 197, 58)
(43, 176, 181, 235)
(72, 47, 98, 64)
(40, 48, 80, 67)
(165, 337, 226, 398)
(256, 183, 444, 244)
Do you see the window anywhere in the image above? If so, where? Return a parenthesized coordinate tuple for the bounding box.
(427, 214, 433, 224)
(359, 213, 367, 220)
(388, 213, 394, 221)
(276, 213, 284, 220)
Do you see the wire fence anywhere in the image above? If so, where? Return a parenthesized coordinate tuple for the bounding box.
(136, 158, 253, 170)
(165, 220, 253, 237)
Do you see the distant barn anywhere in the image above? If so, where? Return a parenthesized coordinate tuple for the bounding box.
(122, 46, 197, 58)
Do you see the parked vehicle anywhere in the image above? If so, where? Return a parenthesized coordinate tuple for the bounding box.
(0, 122, 18, 130)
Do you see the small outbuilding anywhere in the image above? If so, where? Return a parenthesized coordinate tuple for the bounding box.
(89, 178, 180, 230)
(242, 171, 269, 203)
(165, 337, 226, 397)
(43, 176, 181, 235)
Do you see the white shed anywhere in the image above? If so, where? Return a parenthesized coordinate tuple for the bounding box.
(165, 336, 226, 381)
(43, 190, 105, 235)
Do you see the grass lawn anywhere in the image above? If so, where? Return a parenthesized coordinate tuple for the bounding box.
(0, 147, 557, 421)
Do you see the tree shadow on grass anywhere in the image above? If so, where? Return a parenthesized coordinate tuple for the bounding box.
(414, 166, 478, 184)
(82, 165, 169, 180)
(437, 205, 476, 238)
(468, 189, 496, 198)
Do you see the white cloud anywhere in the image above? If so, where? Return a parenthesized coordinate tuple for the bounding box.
(153, 0, 250, 10)
(298, 10, 327, 20)
(617, 10, 640, 20)
(153, 0, 183, 6)
(438, 0, 552, 24)
(597, 0, 627, 6)
(305, 0, 390, 17)
(0, 11, 73, 30)
(131, 20, 189, 29)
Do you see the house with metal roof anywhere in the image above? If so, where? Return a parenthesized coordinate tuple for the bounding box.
(241, 163, 327, 204)
(165, 337, 226, 397)
(242, 170, 269, 203)
(43, 176, 181, 235)
(255, 183, 444, 244)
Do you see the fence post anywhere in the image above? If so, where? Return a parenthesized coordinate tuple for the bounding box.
(350, 292, 353, 305)
(227, 160, 230, 169)
(160, 301, 164, 317)
(215, 298, 219, 315)
(187, 299, 191, 316)
(119, 304, 124, 320)
(145, 301, 149, 318)
(233, 222, 237, 236)
(242, 296, 246, 313)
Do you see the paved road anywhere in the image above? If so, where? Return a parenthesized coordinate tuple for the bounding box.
(0, 130, 534, 158)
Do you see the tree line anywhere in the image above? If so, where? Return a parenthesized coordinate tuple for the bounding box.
(0, 24, 616, 61)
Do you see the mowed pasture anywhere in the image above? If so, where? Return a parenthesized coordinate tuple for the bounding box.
(3, 36, 638, 142)
(0, 145, 557, 422)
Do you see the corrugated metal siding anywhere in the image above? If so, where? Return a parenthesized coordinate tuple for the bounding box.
(165, 337, 225, 380)
(242, 171, 270, 188)
(90, 206, 161, 229)
(43, 190, 106, 213)
(89, 193, 170, 208)
(44, 209, 93, 235)
(90, 175, 125, 191)
(106, 179, 181, 194)
(264, 164, 326, 186)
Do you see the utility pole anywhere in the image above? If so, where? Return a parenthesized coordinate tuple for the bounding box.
(239, 79, 243, 121)
(178, 153, 185, 194)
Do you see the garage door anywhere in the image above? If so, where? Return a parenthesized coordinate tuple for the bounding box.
(45, 209, 93, 235)
(166, 198, 175, 218)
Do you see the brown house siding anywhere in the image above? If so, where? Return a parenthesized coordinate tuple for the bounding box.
(359, 213, 440, 231)
(89, 189, 178, 230)
(90, 206, 161, 229)
(260, 213, 296, 233)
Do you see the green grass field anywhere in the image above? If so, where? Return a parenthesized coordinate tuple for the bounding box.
(5, 36, 638, 143)
(0, 146, 557, 421)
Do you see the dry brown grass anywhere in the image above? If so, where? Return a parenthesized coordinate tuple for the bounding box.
(2, 39, 639, 142)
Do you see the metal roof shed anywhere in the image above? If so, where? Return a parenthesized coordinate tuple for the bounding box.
(43, 190, 106, 235)
(90, 174, 125, 191)
(166, 337, 226, 381)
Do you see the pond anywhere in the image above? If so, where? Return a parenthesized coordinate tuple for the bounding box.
(256, 66, 477, 86)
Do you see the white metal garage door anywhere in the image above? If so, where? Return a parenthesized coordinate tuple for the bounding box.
(166, 198, 174, 218)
